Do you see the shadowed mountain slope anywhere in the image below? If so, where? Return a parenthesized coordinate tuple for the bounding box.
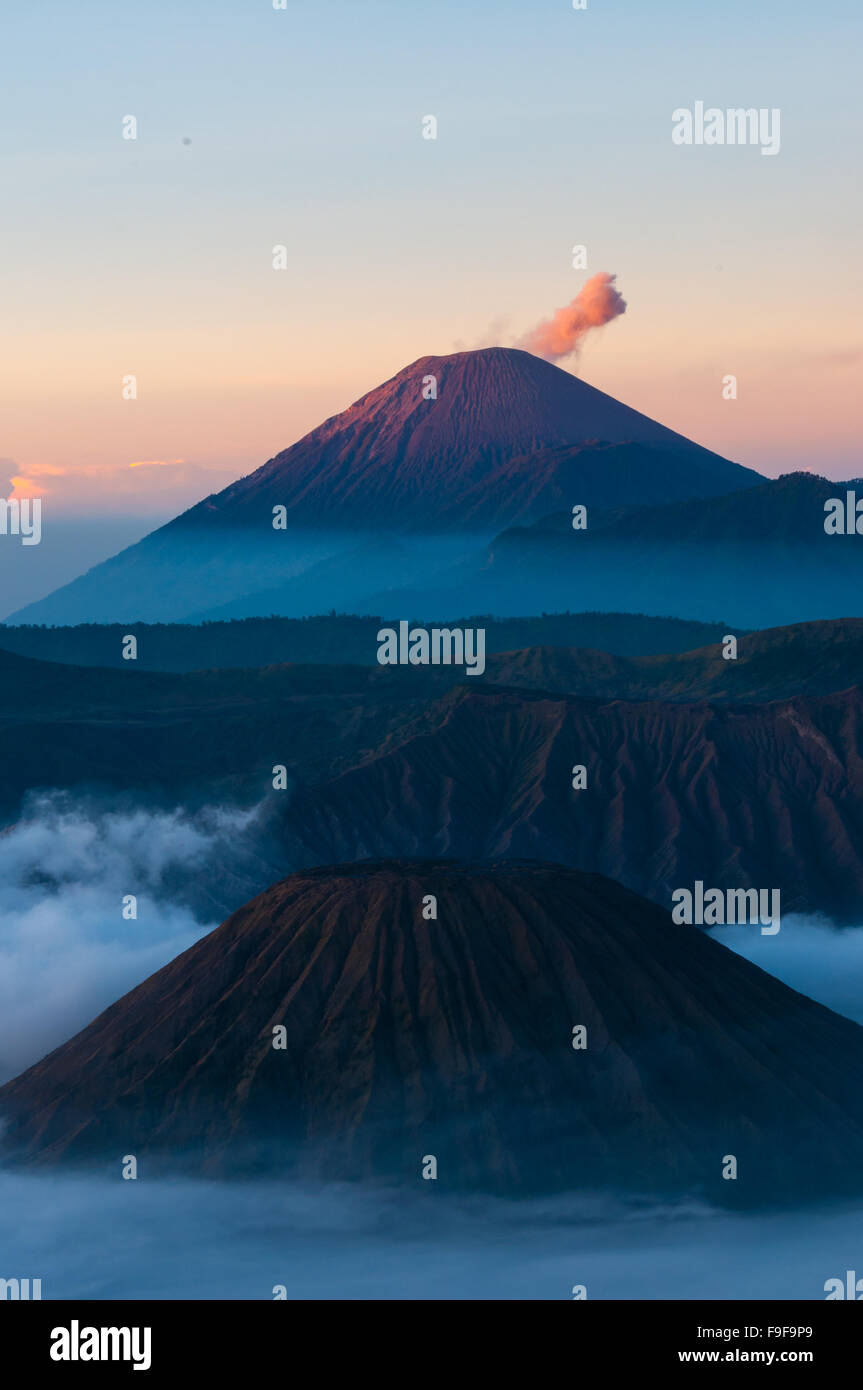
(276, 683, 863, 921)
(381, 474, 863, 628)
(485, 619, 863, 702)
(2, 859, 863, 1202)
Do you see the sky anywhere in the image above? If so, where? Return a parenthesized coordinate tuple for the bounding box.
(1, 0, 861, 535)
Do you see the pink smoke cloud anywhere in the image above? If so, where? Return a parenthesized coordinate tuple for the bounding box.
(521, 272, 627, 361)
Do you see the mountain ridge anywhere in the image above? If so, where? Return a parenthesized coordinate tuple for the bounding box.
(2, 621, 863, 922)
(275, 681, 863, 921)
(380, 473, 863, 628)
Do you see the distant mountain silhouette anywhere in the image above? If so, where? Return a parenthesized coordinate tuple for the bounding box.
(7, 348, 760, 625)
(518, 470, 863, 544)
(3, 621, 863, 920)
(484, 618, 863, 703)
(384, 473, 863, 628)
(3, 859, 863, 1201)
(0, 610, 735, 673)
(6, 607, 856, 703)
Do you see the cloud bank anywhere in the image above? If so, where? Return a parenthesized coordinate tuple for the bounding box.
(709, 916, 863, 1027)
(0, 794, 261, 1082)
(0, 1171, 859, 1299)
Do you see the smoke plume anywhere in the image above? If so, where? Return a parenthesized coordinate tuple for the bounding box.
(521, 272, 627, 361)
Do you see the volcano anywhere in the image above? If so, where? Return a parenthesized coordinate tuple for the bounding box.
(2, 859, 863, 1203)
(8, 348, 761, 625)
(180, 347, 758, 531)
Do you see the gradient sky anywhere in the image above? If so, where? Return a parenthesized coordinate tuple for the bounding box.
(2, 0, 861, 529)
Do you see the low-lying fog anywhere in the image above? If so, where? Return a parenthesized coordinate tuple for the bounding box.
(0, 1173, 859, 1299)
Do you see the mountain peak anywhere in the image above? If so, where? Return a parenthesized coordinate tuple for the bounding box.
(190, 344, 759, 531)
